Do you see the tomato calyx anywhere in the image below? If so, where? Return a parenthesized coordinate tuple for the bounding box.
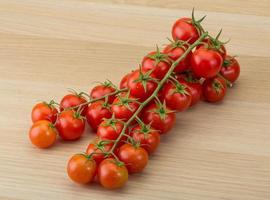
(72, 109, 85, 121)
(167, 38, 189, 51)
(190, 8, 206, 35)
(134, 68, 158, 92)
(147, 46, 171, 66)
(212, 79, 225, 94)
(114, 92, 139, 112)
(151, 100, 174, 121)
(43, 99, 58, 109)
(203, 29, 229, 54)
(101, 114, 122, 131)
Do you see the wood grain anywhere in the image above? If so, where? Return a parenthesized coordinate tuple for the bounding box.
(0, 1, 270, 200)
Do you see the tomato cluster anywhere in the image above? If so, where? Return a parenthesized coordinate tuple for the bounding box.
(28, 10, 240, 189)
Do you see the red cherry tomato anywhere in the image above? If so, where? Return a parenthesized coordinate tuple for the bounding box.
(197, 38, 227, 59)
(86, 100, 112, 131)
(97, 118, 124, 140)
(86, 139, 113, 164)
(172, 18, 200, 44)
(98, 158, 128, 189)
(202, 76, 227, 102)
(160, 81, 192, 111)
(90, 82, 116, 104)
(56, 110, 85, 140)
(127, 69, 157, 102)
(220, 56, 240, 83)
(142, 102, 176, 134)
(141, 51, 171, 80)
(67, 154, 96, 184)
(111, 92, 139, 122)
(31, 102, 58, 123)
(60, 93, 87, 115)
(191, 48, 223, 78)
(29, 120, 57, 148)
(163, 42, 191, 73)
(119, 72, 131, 89)
(177, 75, 202, 107)
(118, 143, 149, 174)
(130, 124, 160, 154)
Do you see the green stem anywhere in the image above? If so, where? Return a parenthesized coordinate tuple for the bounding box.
(109, 32, 208, 153)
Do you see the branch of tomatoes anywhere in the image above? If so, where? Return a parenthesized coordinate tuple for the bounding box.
(28, 10, 241, 189)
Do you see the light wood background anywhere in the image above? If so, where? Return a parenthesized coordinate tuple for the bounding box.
(0, 0, 270, 200)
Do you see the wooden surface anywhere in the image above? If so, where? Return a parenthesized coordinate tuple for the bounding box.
(0, 1, 270, 199)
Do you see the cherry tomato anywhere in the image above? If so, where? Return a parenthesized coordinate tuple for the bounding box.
(60, 93, 87, 115)
(160, 81, 192, 111)
(130, 124, 160, 154)
(172, 18, 200, 44)
(90, 81, 116, 104)
(98, 158, 128, 189)
(163, 42, 191, 73)
(142, 102, 176, 134)
(29, 120, 57, 148)
(118, 143, 148, 174)
(67, 154, 96, 184)
(127, 69, 157, 102)
(56, 110, 85, 140)
(86, 139, 113, 165)
(220, 56, 240, 83)
(119, 72, 131, 89)
(191, 47, 223, 78)
(97, 118, 124, 140)
(197, 38, 227, 59)
(141, 51, 171, 80)
(86, 100, 112, 131)
(31, 102, 58, 123)
(111, 92, 139, 121)
(202, 76, 227, 102)
(177, 74, 202, 107)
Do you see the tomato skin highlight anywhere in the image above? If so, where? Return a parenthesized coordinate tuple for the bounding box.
(97, 120, 124, 140)
(172, 18, 200, 44)
(60, 94, 87, 116)
(127, 70, 157, 102)
(56, 110, 85, 141)
(118, 143, 148, 174)
(163, 44, 191, 73)
(130, 124, 160, 154)
(67, 154, 96, 184)
(29, 120, 57, 148)
(191, 48, 223, 78)
(98, 158, 128, 189)
(160, 82, 192, 111)
(142, 102, 176, 134)
(86, 100, 112, 131)
(220, 56, 240, 83)
(31, 102, 58, 123)
(90, 84, 116, 104)
(202, 76, 227, 102)
(142, 51, 171, 80)
(111, 93, 139, 122)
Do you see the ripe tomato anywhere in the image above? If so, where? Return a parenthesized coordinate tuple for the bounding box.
(163, 42, 191, 73)
(31, 102, 58, 123)
(172, 18, 200, 44)
(191, 47, 223, 78)
(29, 120, 57, 148)
(220, 56, 240, 83)
(127, 69, 157, 102)
(142, 102, 176, 134)
(119, 72, 131, 89)
(118, 143, 148, 174)
(56, 110, 85, 140)
(86, 139, 113, 165)
(97, 118, 124, 140)
(160, 81, 192, 111)
(60, 93, 87, 115)
(130, 124, 160, 154)
(86, 100, 112, 131)
(202, 76, 227, 102)
(98, 158, 128, 189)
(111, 92, 139, 122)
(67, 154, 96, 184)
(177, 74, 202, 107)
(90, 81, 116, 104)
(141, 50, 171, 80)
(197, 38, 227, 59)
